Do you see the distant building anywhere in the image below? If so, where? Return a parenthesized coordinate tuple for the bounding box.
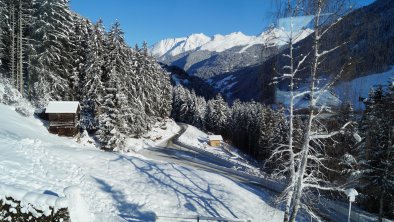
(45, 101, 80, 137)
(208, 135, 223, 147)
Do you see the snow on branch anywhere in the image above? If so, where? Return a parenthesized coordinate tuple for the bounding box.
(317, 41, 349, 58)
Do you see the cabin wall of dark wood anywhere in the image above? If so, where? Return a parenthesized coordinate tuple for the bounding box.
(49, 125, 78, 137)
(46, 106, 81, 137)
(48, 113, 76, 123)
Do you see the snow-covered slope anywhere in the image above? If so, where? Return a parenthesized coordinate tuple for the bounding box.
(0, 104, 283, 221)
(150, 28, 313, 58)
(150, 33, 211, 58)
(333, 66, 394, 110)
(274, 67, 394, 110)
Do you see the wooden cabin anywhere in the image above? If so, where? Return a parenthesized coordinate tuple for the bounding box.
(45, 101, 80, 137)
(207, 135, 223, 147)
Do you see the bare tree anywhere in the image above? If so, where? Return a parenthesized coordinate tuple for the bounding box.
(270, 0, 355, 221)
(269, 0, 310, 221)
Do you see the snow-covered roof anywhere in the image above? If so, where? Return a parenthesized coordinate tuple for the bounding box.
(46, 101, 80, 114)
(208, 135, 223, 141)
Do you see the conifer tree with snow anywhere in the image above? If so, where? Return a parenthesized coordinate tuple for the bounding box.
(0, 0, 6, 72)
(358, 83, 394, 220)
(81, 19, 106, 131)
(28, 0, 75, 106)
(205, 94, 230, 136)
(0, 0, 173, 151)
(96, 21, 129, 150)
(171, 85, 205, 129)
(0, 0, 30, 94)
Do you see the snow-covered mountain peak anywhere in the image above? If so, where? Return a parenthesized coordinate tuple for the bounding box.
(226, 31, 247, 38)
(150, 28, 313, 58)
(187, 33, 210, 40)
(149, 37, 187, 58)
(149, 33, 211, 58)
(181, 33, 211, 52)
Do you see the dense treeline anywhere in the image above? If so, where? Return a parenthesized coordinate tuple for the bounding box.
(172, 85, 288, 162)
(160, 63, 219, 100)
(172, 80, 394, 220)
(0, 0, 172, 151)
(357, 83, 394, 219)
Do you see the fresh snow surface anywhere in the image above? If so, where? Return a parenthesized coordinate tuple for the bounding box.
(207, 135, 223, 141)
(276, 67, 394, 110)
(178, 125, 263, 177)
(0, 79, 34, 116)
(150, 28, 313, 58)
(125, 119, 180, 152)
(333, 66, 394, 110)
(0, 104, 283, 221)
(275, 88, 342, 108)
(177, 125, 208, 149)
(150, 33, 211, 58)
(45, 101, 80, 114)
(0, 182, 68, 218)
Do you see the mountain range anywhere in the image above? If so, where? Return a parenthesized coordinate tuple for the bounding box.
(150, 28, 312, 79)
(150, 29, 312, 59)
(151, 28, 313, 102)
(152, 0, 394, 107)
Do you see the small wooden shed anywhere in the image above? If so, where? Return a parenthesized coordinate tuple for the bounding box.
(207, 135, 223, 147)
(45, 101, 80, 137)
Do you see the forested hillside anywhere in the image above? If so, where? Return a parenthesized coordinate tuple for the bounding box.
(0, 0, 172, 151)
(267, 0, 394, 95)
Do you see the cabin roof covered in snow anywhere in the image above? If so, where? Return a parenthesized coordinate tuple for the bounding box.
(45, 101, 80, 114)
(208, 135, 223, 141)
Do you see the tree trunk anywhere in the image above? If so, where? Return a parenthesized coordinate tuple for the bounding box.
(378, 189, 384, 222)
(18, 0, 24, 95)
(289, 1, 323, 221)
(10, 2, 16, 85)
(288, 110, 313, 222)
(283, 2, 298, 221)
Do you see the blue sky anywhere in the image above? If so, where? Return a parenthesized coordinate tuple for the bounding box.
(70, 0, 375, 47)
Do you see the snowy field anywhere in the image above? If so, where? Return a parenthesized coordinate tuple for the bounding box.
(276, 67, 394, 110)
(0, 104, 284, 222)
(334, 66, 394, 110)
(125, 119, 180, 152)
(177, 125, 263, 177)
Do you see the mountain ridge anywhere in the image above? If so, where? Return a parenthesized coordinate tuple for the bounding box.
(150, 28, 313, 60)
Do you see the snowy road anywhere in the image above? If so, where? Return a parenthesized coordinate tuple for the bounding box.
(141, 124, 385, 222)
(0, 105, 284, 222)
(1, 104, 376, 222)
(140, 145, 265, 188)
(138, 125, 285, 195)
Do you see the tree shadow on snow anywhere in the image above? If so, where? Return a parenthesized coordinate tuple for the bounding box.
(114, 155, 239, 220)
(92, 176, 157, 222)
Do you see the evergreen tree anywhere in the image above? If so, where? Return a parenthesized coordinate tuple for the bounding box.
(97, 21, 129, 150)
(29, 0, 75, 106)
(81, 19, 106, 131)
(359, 84, 394, 220)
(0, 0, 175, 151)
(96, 77, 125, 151)
(0, 0, 6, 75)
(205, 94, 230, 136)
